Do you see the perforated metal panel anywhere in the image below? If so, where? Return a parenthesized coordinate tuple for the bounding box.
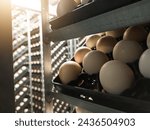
(12, 7, 31, 113)
(50, 38, 84, 113)
(50, 40, 73, 113)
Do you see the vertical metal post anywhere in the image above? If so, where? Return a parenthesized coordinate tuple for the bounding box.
(26, 10, 33, 112)
(41, 0, 52, 102)
(0, 0, 15, 112)
(39, 14, 46, 112)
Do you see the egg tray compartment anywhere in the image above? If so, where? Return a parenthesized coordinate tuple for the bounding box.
(53, 67, 150, 113)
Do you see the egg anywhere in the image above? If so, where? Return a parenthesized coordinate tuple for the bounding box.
(74, 46, 91, 64)
(96, 36, 117, 53)
(86, 35, 100, 48)
(74, 0, 81, 5)
(123, 26, 148, 43)
(139, 49, 150, 78)
(147, 32, 150, 48)
(57, 0, 77, 17)
(113, 40, 143, 63)
(81, 0, 90, 4)
(82, 50, 109, 75)
(59, 61, 81, 84)
(98, 32, 106, 37)
(100, 60, 135, 94)
(106, 28, 125, 38)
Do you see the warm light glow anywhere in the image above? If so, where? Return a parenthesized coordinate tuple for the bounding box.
(11, 0, 58, 16)
(49, 4, 57, 16)
(11, 0, 41, 11)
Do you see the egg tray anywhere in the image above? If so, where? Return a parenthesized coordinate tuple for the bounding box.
(49, 0, 140, 30)
(52, 23, 150, 112)
(52, 46, 150, 112)
(52, 69, 150, 112)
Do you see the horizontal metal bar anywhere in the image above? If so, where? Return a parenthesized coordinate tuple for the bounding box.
(48, 92, 122, 113)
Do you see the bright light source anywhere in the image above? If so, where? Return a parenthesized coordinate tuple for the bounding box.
(11, 0, 58, 16)
(49, 0, 59, 6)
(11, 0, 41, 11)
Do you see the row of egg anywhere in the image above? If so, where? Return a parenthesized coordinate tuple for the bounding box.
(13, 35, 26, 46)
(58, 25, 150, 95)
(14, 55, 27, 68)
(32, 86, 43, 92)
(15, 77, 28, 90)
(32, 95, 43, 101)
(13, 45, 26, 57)
(14, 66, 28, 79)
(32, 102, 43, 110)
(15, 98, 29, 111)
(31, 42, 40, 48)
(32, 77, 42, 83)
(15, 87, 28, 100)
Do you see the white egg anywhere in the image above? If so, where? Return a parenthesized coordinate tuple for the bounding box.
(123, 26, 148, 43)
(59, 61, 81, 84)
(100, 60, 135, 94)
(74, 46, 91, 64)
(139, 49, 150, 78)
(96, 36, 117, 53)
(113, 40, 143, 63)
(57, 0, 77, 17)
(82, 50, 109, 75)
(86, 35, 100, 48)
(147, 32, 150, 48)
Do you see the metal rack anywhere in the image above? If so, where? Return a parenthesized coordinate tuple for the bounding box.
(11, 7, 47, 113)
(29, 12, 46, 113)
(42, 0, 150, 113)
(12, 7, 31, 113)
(11, 3, 75, 113)
(1, 0, 150, 113)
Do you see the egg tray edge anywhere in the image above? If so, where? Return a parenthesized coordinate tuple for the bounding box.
(52, 75, 150, 113)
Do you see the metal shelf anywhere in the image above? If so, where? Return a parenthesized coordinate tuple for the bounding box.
(48, 0, 150, 42)
(31, 47, 41, 52)
(49, 91, 122, 113)
(31, 37, 40, 43)
(38, 0, 150, 113)
(49, 84, 150, 113)
(31, 27, 40, 36)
